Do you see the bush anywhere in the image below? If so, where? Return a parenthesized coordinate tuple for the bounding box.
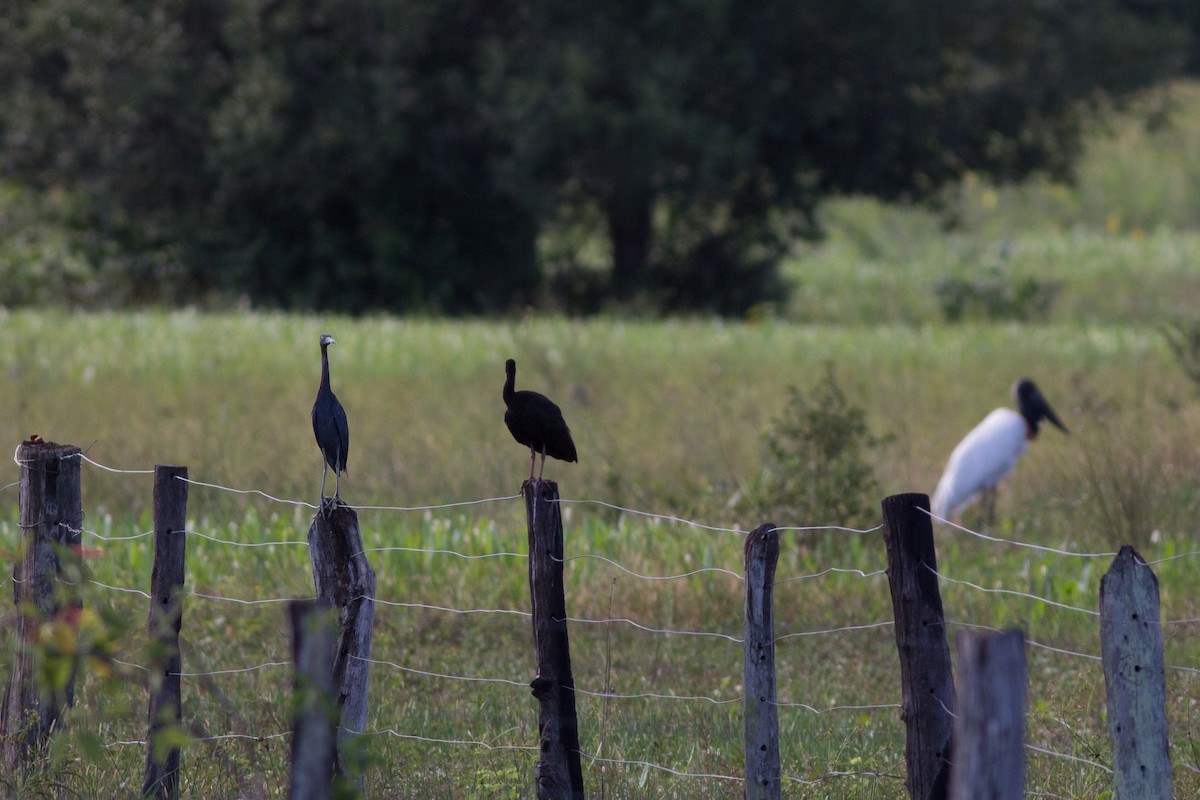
(936, 247, 1061, 322)
(740, 364, 887, 529)
(1161, 318, 1200, 392)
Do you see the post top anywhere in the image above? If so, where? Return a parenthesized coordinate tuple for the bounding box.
(16, 440, 82, 460)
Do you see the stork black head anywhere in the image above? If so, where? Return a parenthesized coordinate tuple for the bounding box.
(1014, 379, 1068, 437)
(320, 332, 336, 349)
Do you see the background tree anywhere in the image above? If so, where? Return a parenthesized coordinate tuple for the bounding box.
(506, 0, 1190, 312)
(0, 0, 1192, 314)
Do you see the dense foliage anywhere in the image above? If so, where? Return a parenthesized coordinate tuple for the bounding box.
(0, 0, 1194, 314)
(741, 365, 887, 530)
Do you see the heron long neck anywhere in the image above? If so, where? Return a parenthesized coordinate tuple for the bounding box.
(320, 344, 331, 390)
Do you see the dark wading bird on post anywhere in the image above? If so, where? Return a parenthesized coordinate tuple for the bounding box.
(931, 378, 1067, 524)
(312, 333, 350, 510)
(503, 358, 577, 486)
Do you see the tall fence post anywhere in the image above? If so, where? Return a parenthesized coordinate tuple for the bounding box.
(1100, 546, 1171, 799)
(287, 600, 338, 800)
(307, 504, 375, 785)
(743, 523, 780, 800)
(525, 479, 585, 800)
(1, 440, 83, 770)
(142, 465, 189, 800)
(882, 493, 955, 800)
(947, 629, 1025, 800)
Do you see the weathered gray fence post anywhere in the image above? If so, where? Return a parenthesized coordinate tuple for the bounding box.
(1, 439, 83, 770)
(743, 523, 780, 800)
(1100, 545, 1171, 799)
(307, 504, 375, 784)
(525, 479, 586, 800)
(947, 629, 1025, 800)
(287, 600, 338, 800)
(882, 493, 955, 800)
(142, 466, 189, 800)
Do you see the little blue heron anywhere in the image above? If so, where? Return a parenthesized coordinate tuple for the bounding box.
(503, 358, 577, 484)
(931, 378, 1067, 523)
(312, 333, 350, 507)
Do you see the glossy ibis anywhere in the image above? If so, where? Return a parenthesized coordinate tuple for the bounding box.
(503, 358, 577, 484)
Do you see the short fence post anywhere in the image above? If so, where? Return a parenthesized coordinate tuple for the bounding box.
(287, 600, 338, 800)
(142, 466, 189, 800)
(307, 504, 375, 785)
(881, 493, 955, 800)
(743, 524, 780, 800)
(1100, 545, 1171, 799)
(947, 629, 1025, 800)
(1, 440, 83, 770)
(525, 479, 585, 800)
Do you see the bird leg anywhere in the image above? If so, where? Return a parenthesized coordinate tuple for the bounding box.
(982, 487, 997, 528)
(537, 445, 548, 481)
(520, 447, 536, 495)
(318, 462, 333, 518)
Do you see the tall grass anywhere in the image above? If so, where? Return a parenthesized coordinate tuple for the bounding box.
(2, 312, 1200, 797)
(787, 80, 1200, 326)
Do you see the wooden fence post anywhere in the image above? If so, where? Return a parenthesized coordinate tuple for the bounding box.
(287, 600, 338, 800)
(881, 493, 955, 800)
(307, 504, 375, 785)
(525, 479, 585, 800)
(142, 465, 189, 800)
(1, 440, 83, 770)
(1100, 546, 1171, 799)
(743, 523, 780, 800)
(947, 629, 1025, 800)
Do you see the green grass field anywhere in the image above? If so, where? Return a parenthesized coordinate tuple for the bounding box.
(4, 82, 1200, 798)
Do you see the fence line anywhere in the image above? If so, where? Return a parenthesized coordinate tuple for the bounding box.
(923, 506, 1118, 558)
(77, 453, 155, 475)
(774, 566, 887, 585)
(68, 568, 1200, 649)
(178, 475, 317, 508)
(103, 719, 1105, 788)
(353, 495, 523, 512)
(361, 545, 525, 560)
(19, 453, 1200, 575)
(773, 620, 894, 642)
(930, 566, 1101, 616)
(558, 553, 744, 581)
(10, 454, 1200, 792)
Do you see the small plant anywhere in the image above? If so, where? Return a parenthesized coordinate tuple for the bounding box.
(1161, 318, 1200, 393)
(740, 364, 887, 529)
(936, 247, 1060, 322)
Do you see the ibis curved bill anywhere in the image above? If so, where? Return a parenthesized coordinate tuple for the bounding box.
(931, 379, 1067, 522)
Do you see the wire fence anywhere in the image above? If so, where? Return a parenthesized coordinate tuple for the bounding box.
(4, 451, 1200, 795)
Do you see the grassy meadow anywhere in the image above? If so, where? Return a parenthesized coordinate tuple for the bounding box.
(5, 83, 1200, 798)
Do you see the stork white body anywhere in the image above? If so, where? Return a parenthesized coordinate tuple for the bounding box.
(931, 408, 1028, 519)
(930, 378, 1067, 522)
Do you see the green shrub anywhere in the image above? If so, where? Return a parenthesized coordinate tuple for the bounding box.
(740, 364, 886, 529)
(935, 259, 1061, 322)
(1161, 318, 1200, 393)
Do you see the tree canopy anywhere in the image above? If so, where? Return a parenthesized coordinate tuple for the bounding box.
(0, 0, 1194, 314)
